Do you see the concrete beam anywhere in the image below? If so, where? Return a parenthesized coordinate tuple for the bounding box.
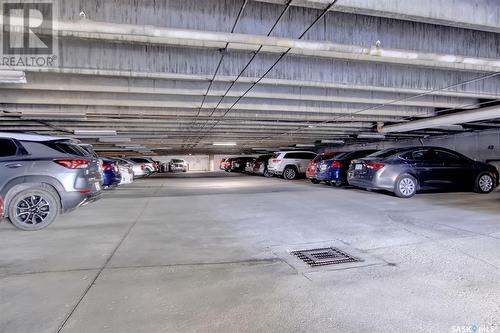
(380, 105, 500, 133)
(9, 66, 500, 100)
(253, 0, 500, 33)
(3, 73, 478, 109)
(0, 90, 434, 117)
(8, 17, 500, 72)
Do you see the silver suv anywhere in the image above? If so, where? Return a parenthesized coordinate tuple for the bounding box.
(267, 151, 317, 180)
(0, 133, 102, 230)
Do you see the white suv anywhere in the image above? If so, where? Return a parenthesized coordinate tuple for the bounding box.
(267, 151, 317, 180)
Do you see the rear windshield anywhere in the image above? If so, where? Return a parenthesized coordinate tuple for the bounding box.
(130, 158, 149, 163)
(367, 148, 404, 158)
(45, 140, 88, 157)
(332, 152, 349, 160)
(172, 159, 184, 163)
(256, 155, 272, 161)
(79, 145, 99, 158)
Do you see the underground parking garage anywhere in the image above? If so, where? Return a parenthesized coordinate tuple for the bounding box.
(1, 0, 500, 332)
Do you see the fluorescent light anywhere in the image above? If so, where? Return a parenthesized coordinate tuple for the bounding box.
(74, 129, 117, 136)
(0, 70, 26, 84)
(357, 133, 386, 139)
(295, 144, 315, 147)
(321, 140, 345, 144)
(22, 113, 86, 120)
(213, 142, 237, 146)
(99, 137, 131, 143)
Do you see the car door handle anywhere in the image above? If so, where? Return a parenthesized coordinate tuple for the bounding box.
(5, 163, 23, 168)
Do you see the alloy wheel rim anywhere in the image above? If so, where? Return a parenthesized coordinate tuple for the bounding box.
(285, 169, 295, 179)
(399, 178, 415, 196)
(16, 195, 50, 225)
(479, 175, 493, 192)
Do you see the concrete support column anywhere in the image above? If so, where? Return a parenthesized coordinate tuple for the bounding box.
(209, 154, 215, 171)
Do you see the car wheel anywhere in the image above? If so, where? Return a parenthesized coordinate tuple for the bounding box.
(310, 179, 320, 184)
(264, 169, 272, 177)
(283, 167, 297, 180)
(7, 186, 60, 231)
(394, 174, 417, 198)
(475, 172, 495, 193)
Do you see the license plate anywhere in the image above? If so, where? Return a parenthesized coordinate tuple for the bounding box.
(320, 165, 327, 171)
(355, 164, 363, 170)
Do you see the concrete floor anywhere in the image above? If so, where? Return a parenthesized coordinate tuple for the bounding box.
(1, 173, 499, 333)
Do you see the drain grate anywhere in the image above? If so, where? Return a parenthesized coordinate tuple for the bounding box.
(291, 247, 360, 267)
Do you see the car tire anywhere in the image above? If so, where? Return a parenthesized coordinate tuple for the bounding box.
(475, 172, 495, 194)
(394, 174, 418, 198)
(7, 185, 60, 231)
(283, 166, 297, 180)
(310, 179, 320, 184)
(264, 169, 272, 177)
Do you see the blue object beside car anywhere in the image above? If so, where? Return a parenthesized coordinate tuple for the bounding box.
(101, 159, 121, 188)
(316, 150, 378, 186)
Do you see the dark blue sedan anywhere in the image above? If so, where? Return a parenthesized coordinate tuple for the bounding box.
(316, 150, 378, 186)
(101, 159, 122, 189)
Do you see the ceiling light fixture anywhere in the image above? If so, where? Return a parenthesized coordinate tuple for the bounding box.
(74, 129, 117, 136)
(213, 142, 237, 146)
(357, 133, 386, 139)
(0, 70, 27, 84)
(321, 140, 345, 144)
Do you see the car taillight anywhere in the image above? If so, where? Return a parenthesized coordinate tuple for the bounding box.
(331, 161, 342, 168)
(102, 165, 113, 171)
(54, 159, 90, 169)
(141, 164, 145, 171)
(255, 161, 262, 165)
(0, 196, 4, 218)
(366, 163, 385, 170)
(272, 159, 281, 163)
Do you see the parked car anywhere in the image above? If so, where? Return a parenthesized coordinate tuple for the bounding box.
(253, 154, 274, 177)
(316, 150, 378, 186)
(219, 158, 227, 170)
(306, 151, 342, 184)
(169, 158, 188, 172)
(244, 158, 257, 173)
(223, 158, 234, 172)
(229, 157, 256, 173)
(268, 151, 317, 180)
(348, 146, 499, 198)
(101, 159, 122, 189)
(114, 159, 134, 185)
(0, 133, 102, 230)
(115, 158, 147, 178)
(129, 157, 157, 175)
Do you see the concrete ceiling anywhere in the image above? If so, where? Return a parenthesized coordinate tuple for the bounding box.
(1, 0, 500, 155)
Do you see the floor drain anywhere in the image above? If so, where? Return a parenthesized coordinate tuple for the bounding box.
(291, 247, 360, 267)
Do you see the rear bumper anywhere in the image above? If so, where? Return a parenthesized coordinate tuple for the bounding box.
(62, 190, 102, 213)
(347, 175, 393, 191)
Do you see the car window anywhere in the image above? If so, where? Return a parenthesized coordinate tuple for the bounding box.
(433, 150, 466, 163)
(0, 138, 18, 157)
(300, 153, 316, 160)
(401, 149, 433, 161)
(44, 140, 88, 157)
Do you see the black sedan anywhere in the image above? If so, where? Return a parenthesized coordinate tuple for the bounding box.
(347, 146, 499, 198)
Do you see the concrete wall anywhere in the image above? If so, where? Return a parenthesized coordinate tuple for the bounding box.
(338, 129, 500, 162)
(155, 154, 252, 171)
